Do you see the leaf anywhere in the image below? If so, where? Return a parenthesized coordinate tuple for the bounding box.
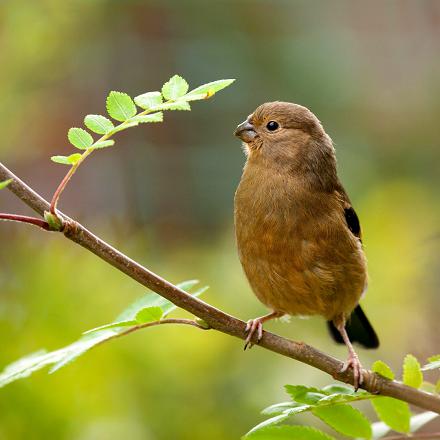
(436, 379, 440, 393)
(134, 91, 163, 110)
(244, 414, 290, 436)
(106, 91, 137, 122)
(245, 425, 336, 440)
(184, 79, 235, 100)
(422, 355, 440, 371)
(68, 127, 94, 150)
(84, 114, 114, 134)
(162, 74, 189, 100)
(83, 280, 207, 335)
(285, 385, 329, 404)
(313, 404, 372, 439)
(92, 140, 115, 149)
(83, 320, 137, 334)
(135, 306, 163, 323)
(403, 354, 423, 388)
(262, 401, 302, 416)
(372, 360, 394, 380)
(151, 101, 191, 111)
(371, 397, 411, 433)
(0, 280, 208, 386)
(51, 154, 82, 165)
(0, 179, 12, 190)
(370, 410, 439, 440)
(131, 112, 163, 123)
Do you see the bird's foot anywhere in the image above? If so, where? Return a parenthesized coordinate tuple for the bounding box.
(341, 352, 364, 391)
(244, 318, 264, 350)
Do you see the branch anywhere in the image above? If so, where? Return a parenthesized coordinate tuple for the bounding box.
(1, 161, 440, 414)
(384, 434, 440, 440)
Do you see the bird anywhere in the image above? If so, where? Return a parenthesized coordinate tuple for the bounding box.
(233, 101, 379, 389)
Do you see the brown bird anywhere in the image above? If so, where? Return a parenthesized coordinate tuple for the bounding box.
(234, 102, 379, 389)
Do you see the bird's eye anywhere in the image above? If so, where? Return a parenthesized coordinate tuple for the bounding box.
(266, 121, 279, 131)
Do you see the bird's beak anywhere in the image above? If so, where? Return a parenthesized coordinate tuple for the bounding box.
(234, 120, 256, 142)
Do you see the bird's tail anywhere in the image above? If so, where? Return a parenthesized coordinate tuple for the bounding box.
(327, 305, 379, 349)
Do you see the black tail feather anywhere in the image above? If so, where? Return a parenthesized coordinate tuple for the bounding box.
(327, 305, 379, 349)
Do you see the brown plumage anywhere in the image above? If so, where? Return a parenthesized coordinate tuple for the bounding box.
(234, 102, 378, 388)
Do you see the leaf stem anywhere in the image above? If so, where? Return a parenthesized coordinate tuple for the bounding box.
(49, 106, 157, 216)
(96, 318, 208, 347)
(0, 213, 50, 230)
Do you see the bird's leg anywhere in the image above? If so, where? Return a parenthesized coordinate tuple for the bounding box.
(244, 311, 284, 350)
(334, 315, 363, 391)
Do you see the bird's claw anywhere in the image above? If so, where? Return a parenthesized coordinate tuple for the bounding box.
(244, 318, 264, 350)
(341, 352, 364, 391)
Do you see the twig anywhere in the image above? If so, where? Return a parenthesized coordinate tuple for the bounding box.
(0, 213, 50, 230)
(1, 161, 440, 414)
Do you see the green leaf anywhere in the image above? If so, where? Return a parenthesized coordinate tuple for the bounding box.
(184, 79, 235, 100)
(313, 404, 372, 439)
(151, 101, 191, 111)
(436, 379, 440, 393)
(135, 306, 163, 323)
(0, 179, 12, 190)
(262, 402, 302, 415)
(134, 91, 163, 110)
(92, 140, 115, 149)
(372, 360, 394, 380)
(131, 112, 163, 123)
(51, 153, 82, 165)
(68, 127, 94, 150)
(0, 280, 208, 386)
(106, 91, 137, 122)
(245, 425, 336, 440)
(422, 355, 440, 371)
(285, 385, 329, 404)
(162, 74, 189, 100)
(83, 320, 137, 334)
(403, 354, 423, 388)
(84, 114, 114, 134)
(371, 397, 410, 433)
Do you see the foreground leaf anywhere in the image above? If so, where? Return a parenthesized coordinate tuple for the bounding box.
(68, 127, 94, 150)
(135, 306, 163, 323)
(84, 114, 114, 134)
(162, 75, 189, 100)
(403, 354, 423, 388)
(0, 280, 208, 387)
(51, 154, 82, 165)
(0, 179, 12, 190)
(106, 91, 137, 122)
(245, 425, 336, 440)
(371, 397, 410, 434)
(151, 101, 191, 111)
(313, 404, 371, 439)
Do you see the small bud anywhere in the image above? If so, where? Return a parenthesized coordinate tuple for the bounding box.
(195, 318, 210, 329)
(44, 211, 63, 231)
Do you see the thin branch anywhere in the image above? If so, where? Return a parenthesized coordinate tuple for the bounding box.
(1, 161, 440, 414)
(98, 318, 209, 347)
(0, 213, 50, 230)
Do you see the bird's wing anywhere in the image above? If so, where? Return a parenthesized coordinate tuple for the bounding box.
(336, 188, 362, 241)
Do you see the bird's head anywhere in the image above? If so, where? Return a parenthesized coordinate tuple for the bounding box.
(234, 101, 337, 187)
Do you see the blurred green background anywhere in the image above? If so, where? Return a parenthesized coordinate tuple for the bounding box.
(1, 1, 440, 438)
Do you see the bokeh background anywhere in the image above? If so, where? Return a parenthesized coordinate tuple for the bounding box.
(1, 1, 439, 439)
